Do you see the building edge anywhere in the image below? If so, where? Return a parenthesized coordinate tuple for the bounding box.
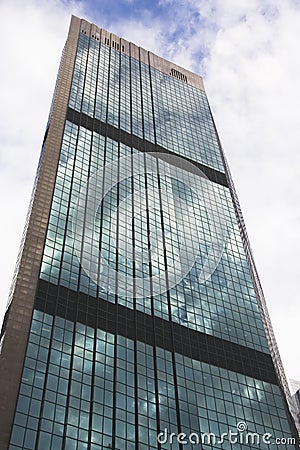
(0, 16, 81, 450)
(207, 102, 300, 442)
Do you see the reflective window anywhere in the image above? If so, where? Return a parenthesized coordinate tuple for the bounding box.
(39, 119, 268, 353)
(9, 312, 291, 450)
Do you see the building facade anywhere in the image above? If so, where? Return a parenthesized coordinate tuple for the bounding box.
(0, 15, 298, 450)
(294, 390, 300, 410)
(294, 390, 300, 420)
(291, 382, 300, 432)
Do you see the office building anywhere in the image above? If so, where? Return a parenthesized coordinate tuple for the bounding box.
(0, 15, 298, 449)
(294, 390, 300, 410)
(293, 389, 300, 423)
(290, 381, 300, 432)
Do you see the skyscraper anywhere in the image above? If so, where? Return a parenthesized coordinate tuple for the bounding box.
(0, 14, 298, 449)
(290, 381, 300, 432)
(293, 389, 300, 425)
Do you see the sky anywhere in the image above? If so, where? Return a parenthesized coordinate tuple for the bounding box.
(0, 0, 299, 388)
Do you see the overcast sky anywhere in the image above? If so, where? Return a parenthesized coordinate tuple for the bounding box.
(0, 0, 299, 387)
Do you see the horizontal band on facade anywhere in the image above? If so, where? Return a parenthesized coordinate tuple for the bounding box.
(66, 107, 229, 188)
(35, 279, 278, 385)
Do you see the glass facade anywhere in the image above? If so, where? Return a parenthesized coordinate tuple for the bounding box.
(69, 34, 223, 172)
(38, 119, 269, 353)
(2, 17, 298, 450)
(9, 311, 292, 450)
